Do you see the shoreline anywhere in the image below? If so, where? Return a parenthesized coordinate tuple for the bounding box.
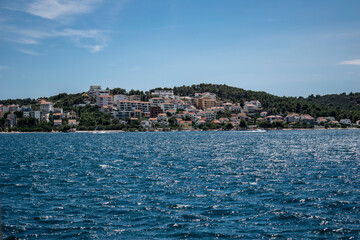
(0, 127, 359, 134)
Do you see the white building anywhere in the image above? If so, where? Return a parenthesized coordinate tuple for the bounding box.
(40, 102, 53, 113)
(340, 119, 352, 125)
(113, 94, 128, 103)
(96, 95, 113, 107)
(152, 90, 175, 99)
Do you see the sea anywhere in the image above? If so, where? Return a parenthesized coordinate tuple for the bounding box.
(0, 130, 359, 239)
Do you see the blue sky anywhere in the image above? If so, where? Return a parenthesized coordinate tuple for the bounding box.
(0, 0, 359, 99)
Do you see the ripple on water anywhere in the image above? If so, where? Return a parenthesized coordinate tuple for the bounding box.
(0, 130, 360, 239)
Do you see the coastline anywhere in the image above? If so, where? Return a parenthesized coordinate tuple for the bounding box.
(1, 127, 359, 134)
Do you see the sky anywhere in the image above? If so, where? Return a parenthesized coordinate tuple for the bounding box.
(0, 0, 359, 99)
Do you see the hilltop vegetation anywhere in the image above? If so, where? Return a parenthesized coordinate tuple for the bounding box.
(171, 84, 360, 122)
(1, 83, 359, 125)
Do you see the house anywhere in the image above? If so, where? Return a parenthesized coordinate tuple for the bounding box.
(316, 117, 328, 125)
(356, 120, 360, 126)
(340, 119, 352, 125)
(196, 119, 206, 125)
(265, 115, 283, 123)
(53, 119, 62, 126)
(260, 111, 268, 117)
(157, 113, 168, 122)
(238, 113, 251, 121)
(68, 119, 77, 126)
(300, 114, 315, 125)
(5, 114, 17, 128)
(179, 120, 192, 129)
(285, 113, 300, 123)
(140, 120, 152, 128)
(212, 119, 221, 125)
(8, 104, 20, 112)
(0, 104, 8, 112)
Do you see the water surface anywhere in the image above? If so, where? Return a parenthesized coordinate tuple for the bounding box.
(1, 130, 359, 239)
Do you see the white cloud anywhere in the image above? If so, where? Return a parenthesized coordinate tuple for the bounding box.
(5, 27, 108, 53)
(339, 59, 360, 65)
(26, 0, 101, 20)
(18, 48, 42, 56)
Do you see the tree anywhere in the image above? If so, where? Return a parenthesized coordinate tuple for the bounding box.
(239, 119, 247, 128)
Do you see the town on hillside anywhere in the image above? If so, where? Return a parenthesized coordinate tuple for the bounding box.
(0, 85, 359, 132)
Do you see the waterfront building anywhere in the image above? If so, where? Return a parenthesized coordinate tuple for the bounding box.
(5, 114, 17, 128)
(340, 119, 352, 125)
(68, 119, 77, 126)
(53, 119, 62, 126)
(285, 113, 300, 123)
(300, 114, 315, 125)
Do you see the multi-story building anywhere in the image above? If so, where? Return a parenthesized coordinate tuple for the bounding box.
(150, 98, 166, 106)
(40, 102, 53, 113)
(88, 85, 102, 98)
(113, 94, 128, 103)
(197, 97, 217, 109)
(129, 95, 141, 101)
(151, 90, 175, 99)
(21, 105, 32, 112)
(96, 95, 113, 107)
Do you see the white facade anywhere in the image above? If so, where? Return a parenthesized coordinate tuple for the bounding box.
(40, 102, 53, 113)
(340, 119, 352, 125)
(96, 95, 113, 107)
(152, 90, 175, 99)
(113, 94, 128, 103)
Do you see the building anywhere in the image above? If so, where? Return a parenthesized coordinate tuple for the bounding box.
(96, 95, 113, 107)
(5, 114, 17, 128)
(8, 104, 20, 112)
(197, 97, 217, 109)
(113, 94, 128, 102)
(285, 113, 300, 123)
(40, 102, 53, 113)
(68, 119, 77, 126)
(0, 104, 8, 112)
(88, 85, 102, 97)
(300, 114, 315, 125)
(21, 105, 32, 112)
(340, 119, 352, 125)
(317, 117, 328, 125)
(53, 119, 62, 126)
(128, 95, 141, 101)
(151, 90, 175, 99)
(194, 92, 217, 99)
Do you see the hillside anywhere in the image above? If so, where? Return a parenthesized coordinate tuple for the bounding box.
(1, 84, 360, 122)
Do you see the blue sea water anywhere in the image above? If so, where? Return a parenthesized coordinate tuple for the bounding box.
(0, 130, 359, 239)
